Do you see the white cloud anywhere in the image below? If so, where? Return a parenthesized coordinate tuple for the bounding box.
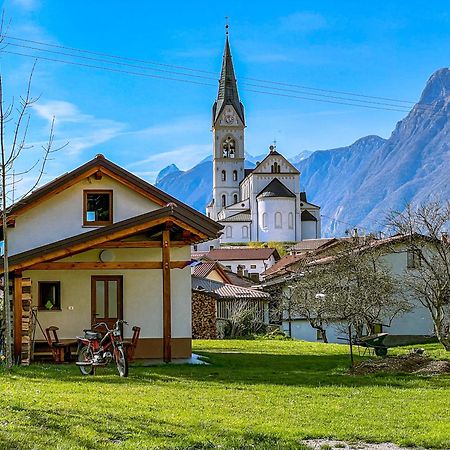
(32, 100, 127, 156)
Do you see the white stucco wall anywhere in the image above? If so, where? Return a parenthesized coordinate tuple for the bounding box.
(9, 175, 160, 255)
(24, 246, 192, 341)
(257, 197, 296, 242)
(219, 255, 276, 279)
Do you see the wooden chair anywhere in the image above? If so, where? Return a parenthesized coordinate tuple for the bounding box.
(123, 326, 141, 362)
(45, 326, 74, 363)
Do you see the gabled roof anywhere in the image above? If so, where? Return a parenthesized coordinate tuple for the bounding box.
(1, 205, 222, 273)
(261, 253, 305, 279)
(212, 37, 245, 125)
(191, 260, 232, 283)
(301, 210, 318, 222)
(289, 238, 336, 253)
(222, 269, 255, 288)
(206, 247, 280, 261)
(3, 154, 208, 222)
(192, 276, 269, 300)
(256, 179, 296, 199)
(250, 151, 300, 176)
(220, 211, 252, 222)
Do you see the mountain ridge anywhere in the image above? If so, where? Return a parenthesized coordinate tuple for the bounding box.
(155, 67, 450, 236)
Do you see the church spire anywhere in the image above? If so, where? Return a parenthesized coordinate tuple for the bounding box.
(213, 31, 245, 125)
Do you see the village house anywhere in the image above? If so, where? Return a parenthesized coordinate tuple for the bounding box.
(261, 234, 436, 345)
(1, 154, 221, 363)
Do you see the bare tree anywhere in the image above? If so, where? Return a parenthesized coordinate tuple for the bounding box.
(0, 28, 63, 367)
(221, 299, 266, 337)
(387, 201, 450, 350)
(283, 239, 409, 342)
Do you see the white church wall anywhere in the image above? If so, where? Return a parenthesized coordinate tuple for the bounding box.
(219, 222, 252, 244)
(301, 220, 318, 240)
(257, 197, 296, 242)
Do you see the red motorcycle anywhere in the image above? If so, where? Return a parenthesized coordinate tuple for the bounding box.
(76, 319, 128, 377)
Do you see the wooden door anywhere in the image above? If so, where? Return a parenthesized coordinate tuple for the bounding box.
(91, 276, 123, 330)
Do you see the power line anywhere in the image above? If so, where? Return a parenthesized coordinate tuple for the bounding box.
(1, 34, 425, 106)
(3, 40, 421, 111)
(1, 49, 416, 113)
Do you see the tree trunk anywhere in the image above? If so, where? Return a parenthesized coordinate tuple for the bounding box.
(320, 328, 328, 343)
(434, 316, 450, 351)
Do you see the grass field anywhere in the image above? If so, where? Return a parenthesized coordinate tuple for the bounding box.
(1, 340, 449, 449)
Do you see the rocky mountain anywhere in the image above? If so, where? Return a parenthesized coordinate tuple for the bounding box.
(302, 68, 450, 235)
(155, 164, 181, 184)
(156, 68, 450, 236)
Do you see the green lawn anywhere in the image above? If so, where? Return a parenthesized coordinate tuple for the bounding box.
(1, 340, 449, 449)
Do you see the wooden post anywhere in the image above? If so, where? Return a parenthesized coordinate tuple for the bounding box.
(13, 272, 23, 362)
(162, 229, 172, 363)
(348, 324, 354, 368)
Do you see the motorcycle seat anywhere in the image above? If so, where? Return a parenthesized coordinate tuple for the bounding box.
(84, 331, 102, 340)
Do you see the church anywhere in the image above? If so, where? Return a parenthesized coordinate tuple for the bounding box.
(206, 35, 321, 244)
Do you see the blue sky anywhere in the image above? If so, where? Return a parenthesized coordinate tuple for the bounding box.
(1, 0, 449, 189)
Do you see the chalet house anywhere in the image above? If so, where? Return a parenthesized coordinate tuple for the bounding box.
(1, 154, 221, 362)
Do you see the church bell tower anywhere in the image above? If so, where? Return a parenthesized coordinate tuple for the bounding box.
(207, 33, 245, 221)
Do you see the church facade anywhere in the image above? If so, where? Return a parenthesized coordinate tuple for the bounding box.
(206, 36, 321, 244)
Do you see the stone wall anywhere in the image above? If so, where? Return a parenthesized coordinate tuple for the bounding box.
(192, 291, 217, 339)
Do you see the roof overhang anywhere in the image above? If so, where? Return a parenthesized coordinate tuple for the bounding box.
(1, 205, 222, 274)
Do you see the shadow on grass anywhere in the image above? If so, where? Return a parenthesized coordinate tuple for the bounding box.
(1, 401, 311, 450)
(6, 351, 450, 390)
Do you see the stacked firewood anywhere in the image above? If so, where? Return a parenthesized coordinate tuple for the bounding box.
(192, 291, 217, 339)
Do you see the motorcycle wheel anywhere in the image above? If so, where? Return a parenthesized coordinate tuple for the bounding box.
(116, 346, 128, 377)
(78, 345, 95, 376)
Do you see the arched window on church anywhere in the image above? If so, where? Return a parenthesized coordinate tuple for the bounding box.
(288, 212, 294, 229)
(221, 194, 226, 208)
(222, 137, 236, 158)
(221, 170, 226, 181)
(225, 226, 232, 238)
(271, 162, 281, 173)
(233, 170, 238, 181)
(233, 193, 238, 204)
(262, 212, 268, 229)
(242, 226, 248, 239)
(275, 212, 282, 229)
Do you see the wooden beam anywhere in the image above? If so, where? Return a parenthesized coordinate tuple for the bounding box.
(13, 272, 23, 361)
(92, 240, 190, 248)
(8, 217, 170, 272)
(162, 229, 172, 363)
(93, 241, 162, 248)
(27, 261, 191, 270)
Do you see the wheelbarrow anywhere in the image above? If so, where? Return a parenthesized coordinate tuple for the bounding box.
(354, 332, 389, 356)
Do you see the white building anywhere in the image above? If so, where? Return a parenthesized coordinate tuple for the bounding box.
(261, 235, 435, 345)
(205, 36, 321, 244)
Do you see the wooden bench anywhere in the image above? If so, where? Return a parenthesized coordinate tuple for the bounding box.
(45, 326, 77, 363)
